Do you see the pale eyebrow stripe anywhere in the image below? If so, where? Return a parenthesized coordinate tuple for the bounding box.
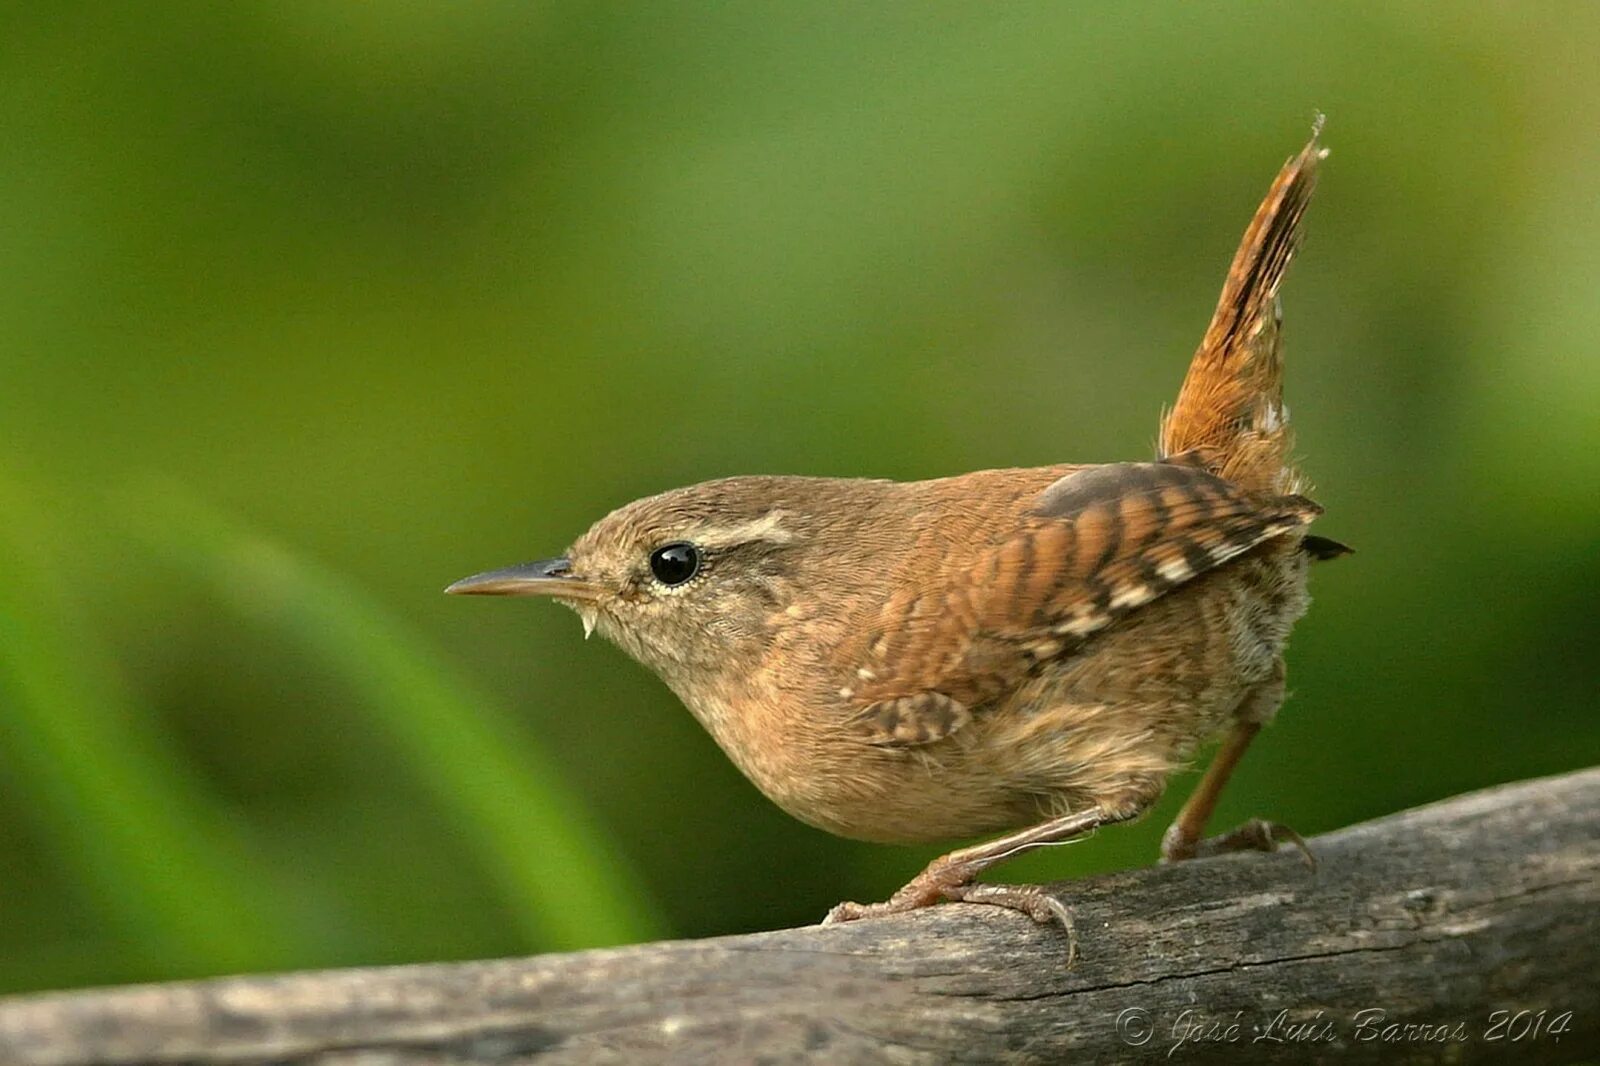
(681, 510, 796, 549)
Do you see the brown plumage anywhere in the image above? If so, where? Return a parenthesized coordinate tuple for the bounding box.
(449, 123, 1343, 950)
(1163, 121, 1326, 492)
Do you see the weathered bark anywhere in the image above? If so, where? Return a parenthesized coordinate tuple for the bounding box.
(1, 768, 1595, 1065)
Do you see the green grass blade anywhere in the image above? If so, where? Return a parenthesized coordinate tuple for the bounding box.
(0, 478, 310, 979)
(127, 484, 664, 950)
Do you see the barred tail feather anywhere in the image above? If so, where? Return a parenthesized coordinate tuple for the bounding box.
(1160, 119, 1326, 493)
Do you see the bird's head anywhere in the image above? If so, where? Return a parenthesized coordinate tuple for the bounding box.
(447, 476, 886, 685)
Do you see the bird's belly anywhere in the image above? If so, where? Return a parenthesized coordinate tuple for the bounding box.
(678, 547, 1310, 846)
(673, 686, 1021, 844)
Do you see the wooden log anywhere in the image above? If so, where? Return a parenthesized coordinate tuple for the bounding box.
(1, 768, 1595, 1064)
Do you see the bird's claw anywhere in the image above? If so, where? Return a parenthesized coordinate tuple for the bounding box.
(948, 883, 1078, 966)
(821, 900, 871, 925)
(1181, 817, 1317, 870)
(823, 883, 1077, 964)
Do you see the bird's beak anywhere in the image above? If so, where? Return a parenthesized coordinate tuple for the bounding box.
(444, 557, 597, 600)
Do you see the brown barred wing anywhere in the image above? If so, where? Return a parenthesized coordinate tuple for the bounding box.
(979, 460, 1320, 648)
(842, 460, 1319, 738)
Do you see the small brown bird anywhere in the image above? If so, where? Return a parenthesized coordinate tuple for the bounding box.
(449, 124, 1346, 947)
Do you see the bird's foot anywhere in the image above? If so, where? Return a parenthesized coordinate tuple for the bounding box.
(823, 863, 1077, 962)
(1162, 817, 1316, 869)
(822, 898, 903, 924)
(947, 883, 1077, 965)
(823, 808, 1122, 960)
(821, 861, 954, 925)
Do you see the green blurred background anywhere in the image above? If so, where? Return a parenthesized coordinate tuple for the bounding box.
(3, 4, 1597, 995)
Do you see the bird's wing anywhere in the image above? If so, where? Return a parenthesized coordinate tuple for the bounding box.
(847, 459, 1319, 746)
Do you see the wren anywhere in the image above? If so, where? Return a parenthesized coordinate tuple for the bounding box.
(449, 124, 1346, 951)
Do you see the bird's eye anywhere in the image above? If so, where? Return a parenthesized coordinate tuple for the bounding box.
(648, 542, 701, 586)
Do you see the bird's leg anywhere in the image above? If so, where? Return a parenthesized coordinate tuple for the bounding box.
(1160, 667, 1314, 868)
(823, 803, 1145, 960)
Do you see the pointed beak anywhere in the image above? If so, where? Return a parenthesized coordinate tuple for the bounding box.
(444, 557, 597, 600)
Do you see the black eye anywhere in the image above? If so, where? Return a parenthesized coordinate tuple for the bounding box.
(648, 542, 701, 586)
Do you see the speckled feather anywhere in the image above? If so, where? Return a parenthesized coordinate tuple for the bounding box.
(844, 460, 1320, 746)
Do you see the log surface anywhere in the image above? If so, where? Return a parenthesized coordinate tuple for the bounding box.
(1, 768, 1596, 1065)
